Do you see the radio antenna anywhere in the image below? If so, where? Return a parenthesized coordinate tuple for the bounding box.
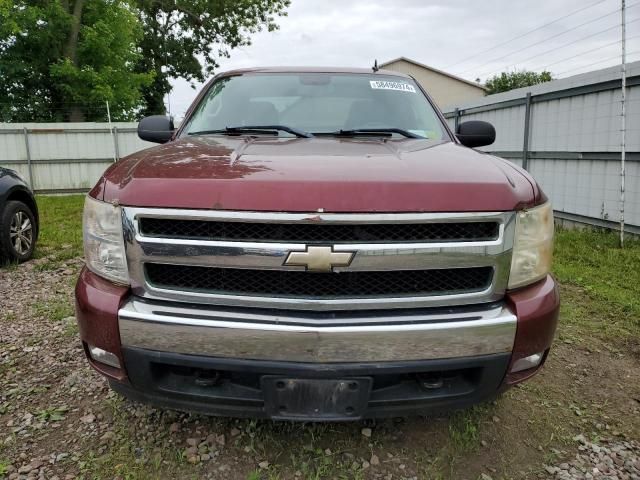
(372, 59, 379, 72)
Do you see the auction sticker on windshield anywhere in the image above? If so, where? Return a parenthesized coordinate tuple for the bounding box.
(369, 80, 416, 93)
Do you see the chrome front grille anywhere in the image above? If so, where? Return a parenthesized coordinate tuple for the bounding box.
(145, 263, 494, 298)
(138, 217, 500, 243)
(123, 209, 515, 311)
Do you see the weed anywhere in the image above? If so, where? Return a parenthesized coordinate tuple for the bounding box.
(0, 312, 16, 323)
(32, 298, 74, 322)
(77, 452, 98, 475)
(0, 460, 9, 478)
(36, 405, 68, 422)
(448, 405, 492, 451)
(285, 445, 364, 480)
(174, 448, 186, 464)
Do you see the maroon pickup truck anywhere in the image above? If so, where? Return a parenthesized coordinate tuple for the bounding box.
(76, 67, 559, 421)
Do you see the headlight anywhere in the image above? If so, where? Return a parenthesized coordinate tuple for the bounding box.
(83, 196, 129, 285)
(508, 202, 554, 289)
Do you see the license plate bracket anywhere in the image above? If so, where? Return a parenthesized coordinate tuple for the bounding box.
(262, 376, 372, 420)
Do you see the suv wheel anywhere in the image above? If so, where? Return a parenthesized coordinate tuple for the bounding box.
(0, 200, 36, 264)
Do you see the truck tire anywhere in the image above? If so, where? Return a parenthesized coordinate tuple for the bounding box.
(0, 200, 37, 264)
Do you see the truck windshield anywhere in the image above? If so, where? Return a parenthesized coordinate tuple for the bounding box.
(182, 73, 449, 140)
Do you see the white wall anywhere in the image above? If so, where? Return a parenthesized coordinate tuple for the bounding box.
(382, 59, 487, 110)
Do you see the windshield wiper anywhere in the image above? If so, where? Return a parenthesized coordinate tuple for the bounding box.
(323, 128, 422, 139)
(188, 125, 313, 138)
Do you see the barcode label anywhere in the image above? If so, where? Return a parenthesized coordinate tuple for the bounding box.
(369, 81, 416, 93)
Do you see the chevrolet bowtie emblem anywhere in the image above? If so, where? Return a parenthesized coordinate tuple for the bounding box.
(284, 246, 355, 272)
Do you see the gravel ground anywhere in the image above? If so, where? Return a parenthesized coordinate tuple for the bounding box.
(1, 257, 90, 480)
(546, 436, 640, 480)
(1, 257, 639, 480)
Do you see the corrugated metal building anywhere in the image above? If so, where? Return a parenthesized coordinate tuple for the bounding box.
(442, 61, 640, 234)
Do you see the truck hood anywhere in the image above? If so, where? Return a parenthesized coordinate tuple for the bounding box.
(96, 136, 540, 212)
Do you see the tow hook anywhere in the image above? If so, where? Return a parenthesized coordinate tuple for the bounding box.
(194, 369, 221, 387)
(416, 373, 444, 390)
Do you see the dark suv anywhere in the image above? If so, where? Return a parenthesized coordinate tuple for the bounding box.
(0, 167, 39, 264)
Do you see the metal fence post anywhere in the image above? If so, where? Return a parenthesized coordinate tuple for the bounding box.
(454, 108, 461, 131)
(113, 126, 120, 161)
(620, 0, 627, 247)
(23, 127, 34, 188)
(522, 92, 532, 171)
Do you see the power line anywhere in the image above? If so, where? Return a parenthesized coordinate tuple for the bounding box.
(455, 2, 639, 77)
(540, 33, 640, 71)
(443, 0, 608, 69)
(555, 49, 639, 76)
(476, 18, 640, 80)
(455, 4, 626, 75)
(475, 24, 620, 79)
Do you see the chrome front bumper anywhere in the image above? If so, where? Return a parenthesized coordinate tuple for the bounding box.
(118, 298, 517, 363)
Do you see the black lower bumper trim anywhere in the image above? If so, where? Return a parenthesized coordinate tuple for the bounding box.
(114, 347, 511, 420)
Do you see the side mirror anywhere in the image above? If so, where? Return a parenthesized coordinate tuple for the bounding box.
(138, 115, 175, 144)
(456, 120, 495, 148)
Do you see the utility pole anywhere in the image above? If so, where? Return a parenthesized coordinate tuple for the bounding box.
(106, 101, 116, 163)
(620, 0, 626, 247)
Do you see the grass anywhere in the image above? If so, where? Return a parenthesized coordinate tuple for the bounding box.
(32, 297, 75, 322)
(0, 311, 16, 323)
(553, 228, 640, 345)
(447, 405, 491, 451)
(34, 194, 85, 267)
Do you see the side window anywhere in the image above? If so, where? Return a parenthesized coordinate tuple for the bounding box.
(185, 79, 229, 132)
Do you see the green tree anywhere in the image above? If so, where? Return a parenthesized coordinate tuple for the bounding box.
(484, 70, 554, 95)
(0, 0, 153, 122)
(134, 0, 290, 115)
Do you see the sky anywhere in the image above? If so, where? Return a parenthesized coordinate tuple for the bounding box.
(167, 0, 640, 117)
